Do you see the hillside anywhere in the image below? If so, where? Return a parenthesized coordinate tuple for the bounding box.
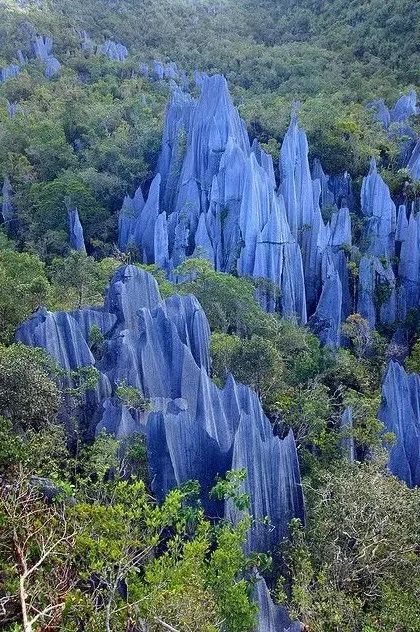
(0, 1, 419, 632)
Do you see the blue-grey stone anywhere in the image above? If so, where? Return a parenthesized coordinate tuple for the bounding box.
(153, 60, 165, 80)
(118, 185, 145, 251)
(253, 576, 302, 632)
(6, 101, 23, 118)
(408, 139, 420, 180)
(361, 159, 396, 258)
(32, 36, 61, 77)
(379, 361, 420, 487)
(398, 211, 420, 310)
(357, 256, 396, 329)
(0, 64, 20, 82)
(390, 90, 418, 123)
(67, 207, 86, 253)
(96, 398, 146, 439)
(100, 40, 128, 61)
(16, 308, 95, 371)
(308, 259, 342, 348)
(340, 407, 355, 462)
(104, 265, 161, 329)
(18, 266, 304, 557)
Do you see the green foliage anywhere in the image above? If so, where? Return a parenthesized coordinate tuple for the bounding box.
(211, 332, 284, 406)
(88, 323, 105, 349)
(49, 252, 117, 309)
(0, 440, 257, 632)
(0, 247, 51, 343)
(210, 469, 250, 511)
(0, 343, 60, 432)
(282, 458, 420, 631)
(115, 380, 151, 412)
(176, 259, 276, 337)
(406, 336, 420, 373)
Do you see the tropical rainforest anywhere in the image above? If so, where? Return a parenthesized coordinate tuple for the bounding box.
(0, 1, 419, 631)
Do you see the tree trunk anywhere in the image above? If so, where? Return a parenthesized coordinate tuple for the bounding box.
(19, 575, 32, 632)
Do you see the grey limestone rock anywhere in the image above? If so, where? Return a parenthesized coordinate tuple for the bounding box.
(379, 361, 420, 487)
(18, 265, 304, 557)
(67, 207, 86, 253)
(253, 576, 302, 632)
(100, 40, 128, 61)
(361, 159, 396, 258)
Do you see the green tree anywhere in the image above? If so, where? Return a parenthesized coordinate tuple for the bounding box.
(0, 248, 50, 343)
(282, 458, 420, 632)
(0, 343, 60, 432)
(49, 252, 108, 309)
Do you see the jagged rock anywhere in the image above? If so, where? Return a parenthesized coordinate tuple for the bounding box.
(67, 207, 86, 253)
(18, 266, 304, 556)
(104, 265, 161, 329)
(252, 139, 276, 184)
(389, 90, 418, 123)
(69, 307, 117, 342)
(251, 192, 307, 322)
(79, 30, 95, 53)
(253, 576, 302, 632)
(153, 60, 165, 80)
(398, 211, 420, 310)
(368, 91, 418, 128)
(32, 36, 61, 77)
(379, 361, 420, 487)
(32, 35, 54, 66)
(340, 407, 355, 462)
(279, 113, 314, 238)
(357, 256, 396, 329)
(130, 174, 161, 263)
(96, 398, 145, 439)
(6, 100, 23, 118)
(330, 207, 352, 248)
(407, 139, 420, 180)
(194, 69, 208, 88)
(157, 86, 195, 212)
(368, 99, 391, 128)
(0, 64, 20, 82)
(44, 56, 61, 78)
(16, 307, 95, 371)
(118, 185, 145, 251)
(308, 259, 342, 348)
(100, 40, 128, 61)
(163, 62, 179, 80)
(360, 159, 396, 258)
(312, 159, 353, 211)
(312, 159, 335, 209)
(17, 50, 26, 65)
(395, 204, 409, 244)
(139, 62, 149, 77)
(161, 293, 211, 372)
(328, 171, 353, 211)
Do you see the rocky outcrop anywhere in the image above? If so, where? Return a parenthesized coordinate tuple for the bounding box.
(379, 362, 420, 487)
(67, 207, 86, 253)
(17, 265, 304, 556)
(360, 160, 396, 258)
(116, 73, 416, 339)
(340, 407, 355, 462)
(408, 139, 420, 180)
(0, 64, 20, 82)
(100, 40, 128, 61)
(253, 576, 302, 632)
(32, 36, 61, 77)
